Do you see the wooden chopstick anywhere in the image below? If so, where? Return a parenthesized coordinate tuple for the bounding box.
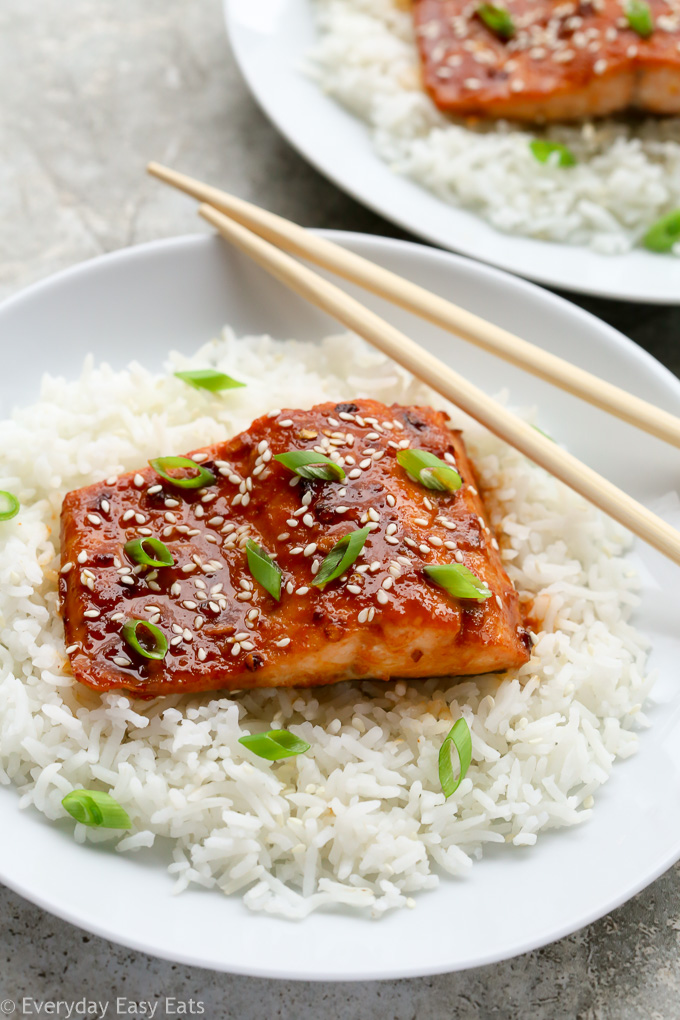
(196, 201, 680, 568)
(147, 161, 680, 450)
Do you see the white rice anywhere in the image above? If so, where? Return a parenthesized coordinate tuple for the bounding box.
(308, 0, 680, 255)
(0, 329, 652, 918)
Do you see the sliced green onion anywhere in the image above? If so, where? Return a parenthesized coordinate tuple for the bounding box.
(274, 450, 345, 482)
(62, 790, 131, 829)
(239, 729, 310, 761)
(438, 718, 472, 798)
(246, 539, 282, 601)
(532, 424, 555, 442)
(174, 369, 245, 391)
(530, 140, 576, 168)
(124, 537, 175, 568)
(625, 0, 654, 37)
(425, 563, 492, 602)
(121, 619, 168, 660)
(642, 209, 680, 253)
(312, 526, 371, 588)
(477, 3, 515, 38)
(0, 491, 20, 521)
(149, 455, 215, 489)
(397, 449, 462, 493)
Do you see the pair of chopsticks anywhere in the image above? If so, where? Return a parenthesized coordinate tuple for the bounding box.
(147, 162, 680, 568)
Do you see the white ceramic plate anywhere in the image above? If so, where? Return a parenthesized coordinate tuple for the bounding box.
(224, 0, 680, 304)
(1, 232, 680, 980)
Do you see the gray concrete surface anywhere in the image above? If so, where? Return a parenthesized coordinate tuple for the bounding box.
(1, 1, 680, 1016)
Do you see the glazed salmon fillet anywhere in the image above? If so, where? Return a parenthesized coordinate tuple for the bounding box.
(59, 399, 530, 697)
(414, 0, 680, 120)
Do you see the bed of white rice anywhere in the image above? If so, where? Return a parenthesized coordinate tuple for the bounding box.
(0, 329, 651, 918)
(308, 0, 680, 255)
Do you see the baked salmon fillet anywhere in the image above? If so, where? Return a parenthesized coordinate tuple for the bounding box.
(59, 399, 530, 697)
(414, 0, 680, 120)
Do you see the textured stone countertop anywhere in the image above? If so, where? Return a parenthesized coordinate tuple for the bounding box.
(2, 1, 680, 1016)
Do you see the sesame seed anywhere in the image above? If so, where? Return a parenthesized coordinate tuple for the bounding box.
(370, 561, 381, 572)
(594, 58, 607, 74)
(348, 469, 362, 479)
(147, 484, 163, 495)
(276, 637, 291, 647)
(385, 536, 400, 545)
(164, 512, 177, 524)
(414, 517, 429, 526)
(382, 577, 394, 590)
(113, 656, 131, 667)
(133, 474, 145, 488)
(60, 562, 74, 574)
(290, 546, 303, 555)
(347, 584, 361, 594)
(286, 582, 294, 595)
(83, 609, 100, 619)
(165, 499, 180, 508)
(197, 648, 207, 661)
(170, 636, 182, 647)
(335, 506, 349, 514)
(367, 607, 375, 622)
(302, 514, 314, 528)
(455, 551, 464, 563)
(231, 643, 241, 656)
(286, 518, 298, 528)
(296, 587, 310, 595)
(386, 494, 396, 509)
(277, 532, 290, 541)
(304, 543, 317, 557)
(419, 544, 430, 555)
(77, 551, 88, 564)
(302, 491, 312, 506)
(239, 579, 252, 591)
(110, 612, 125, 622)
(120, 576, 135, 586)
(65, 644, 78, 655)
(386, 523, 398, 536)
(368, 508, 380, 522)
(182, 600, 197, 610)
(429, 536, 443, 547)
(376, 590, 389, 605)
(338, 412, 355, 422)
(195, 617, 204, 629)
(208, 601, 220, 614)
(444, 541, 457, 550)
(279, 419, 294, 427)
(359, 459, 371, 469)
(358, 608, 369, 623)
(87, 513, 102, 526)
(181, 564, 197, 573)
(170, 582, 181, 596)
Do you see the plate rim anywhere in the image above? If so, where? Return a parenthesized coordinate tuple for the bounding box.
(223, 0, 680, 305)
(1, 230, 680, 979)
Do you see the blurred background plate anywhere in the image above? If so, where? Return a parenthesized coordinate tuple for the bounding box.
(225, 0, 680, 304)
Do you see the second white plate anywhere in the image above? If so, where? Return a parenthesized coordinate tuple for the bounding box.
(225, 0, 680, 304)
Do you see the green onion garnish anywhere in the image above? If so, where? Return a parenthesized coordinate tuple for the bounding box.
(477, 3, 515, 38)
(0, 491, 20, 521)
(274, 450, 345, 482)
(149, 456, 215, 489)
(397, 449, 462, 493)
(174, 369, 245, 391)
(121, 619, 169, 660)
(312, 526, 371, 588)
(438, 719, 472, 799)
(62, 790, 131, 829)
(425, 563, 492, 602)
(642, 209, 680, 253)
(530, 140, 576, 168)
(239, 729, 310, 761)
(625, 0, 654, 37)
(246, 539, 282, 601)
(124, 536, 175, 568)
